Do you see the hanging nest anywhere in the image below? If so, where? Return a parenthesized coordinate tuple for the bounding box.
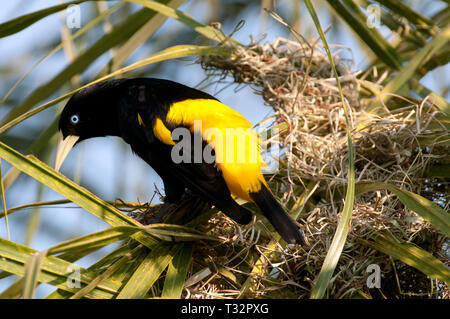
(128, 37, 449, 299)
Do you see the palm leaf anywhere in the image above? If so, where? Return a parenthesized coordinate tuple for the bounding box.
(117, 243, 182, 298)
(0, 44, 230, 135)
(1, 2, 172, 126)
(0, 237, 120, 298)
(161, 243, 193, 298)
(304, 0, 356, 299)
(360, 232, 450, 285)
(0, 0, 100, 38)
(355, 182, 450, 237)
(326, 0, 402, 70)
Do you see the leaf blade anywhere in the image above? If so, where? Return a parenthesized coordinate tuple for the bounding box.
(361, 233, 450, 285)
(117, 243, 182, 298)
(0, 44, 230, 135)
(355, 182, 450, 237)
(125, 0, 237, 44)
(161, 243, 193, 298)
(0, 0, 91, 38)
(22, 250, 47, 299)
(304, 0, 356, 299)
(0, 237, 120, 298)
(1, 4, 169, 127)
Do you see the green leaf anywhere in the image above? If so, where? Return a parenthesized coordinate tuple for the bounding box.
(240, 182, 318, 296)
(0, 44, 230, 136)
(69, 245, 144, 299)
(117, 243, 182, 298)
(1, 118, 59, 191)
(22, 250, 47, 299)
(161, 243, 193, 298)
(0, 122, 226, 249)
(361, 233, 450, 285)
(45, 243, 147, 299)
(0, 141, 140, 227)
(0, 199, 142, 220)
(408, 77, 450, 116)
(47, 226, 143, 255)
(0, 237, 121, 298)
(369, 25, 450, 116)
(1, 3, 170, 127)
(0, 140, 161, 250)
(240, 240, 279, 297)
(0, 2, 124, 108)
(0, 0, 94, 38)
(0, 278, 23, 299)
(109, 0, 186, 72)
(304, 0, 356, 300)
(0, 159, 10, 241)
(143, 223, 219, 242)
(424, 164, 450, 178)
(46, 223, 213, 258)
(326, 0, 402, 70)
(375, 0, 435, 34)
(1, 199, 70, 220)
(125, 0, 238, 44)
(355, 182, 450, 237)
(417, 133, 450, 147)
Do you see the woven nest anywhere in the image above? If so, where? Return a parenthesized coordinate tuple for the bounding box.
(128, 37, 449, 298)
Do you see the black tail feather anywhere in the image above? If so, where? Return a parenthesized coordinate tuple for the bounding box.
(216, 200, 253, 225)
(250, 185, 305, 245)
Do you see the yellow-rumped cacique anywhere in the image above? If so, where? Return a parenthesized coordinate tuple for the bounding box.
(56, 78, 305, 245)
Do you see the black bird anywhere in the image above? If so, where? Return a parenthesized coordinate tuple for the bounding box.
(55, 78, 305, 245)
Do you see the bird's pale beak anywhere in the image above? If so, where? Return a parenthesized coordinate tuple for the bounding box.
(55, 134, 79, 172)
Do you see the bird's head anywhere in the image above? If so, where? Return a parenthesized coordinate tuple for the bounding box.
(55, 79, 125, 171)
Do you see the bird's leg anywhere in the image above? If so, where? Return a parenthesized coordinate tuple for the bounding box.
(148, 188, 195, 224)
(148, 201, 176, 224)
(149, 189, 217, 225)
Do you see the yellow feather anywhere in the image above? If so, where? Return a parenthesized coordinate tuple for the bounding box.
(153, 117, 175, 145)
(137, 113, 145, 127)
(166, 99, 267, 202)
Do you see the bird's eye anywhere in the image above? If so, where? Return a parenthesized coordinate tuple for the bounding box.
(70, 115, 79, 124)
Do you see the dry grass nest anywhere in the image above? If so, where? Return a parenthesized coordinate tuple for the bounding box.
(127, 37, 449, 298)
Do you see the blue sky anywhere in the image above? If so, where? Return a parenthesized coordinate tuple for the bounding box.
(0, 0, 448, 297)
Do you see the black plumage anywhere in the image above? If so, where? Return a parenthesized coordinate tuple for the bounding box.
(56, 78, 305, 245)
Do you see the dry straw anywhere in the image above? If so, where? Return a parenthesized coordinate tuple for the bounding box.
(129, 36, 449, 298)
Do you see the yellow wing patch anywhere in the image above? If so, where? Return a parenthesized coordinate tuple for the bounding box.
(165, 99, 268, 201)
(166, 99, 252, 132)
(137, 113, 146, 127)
(153, 117, 175, 146)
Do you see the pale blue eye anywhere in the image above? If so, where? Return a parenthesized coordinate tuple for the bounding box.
(70, 115, 79, 124)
